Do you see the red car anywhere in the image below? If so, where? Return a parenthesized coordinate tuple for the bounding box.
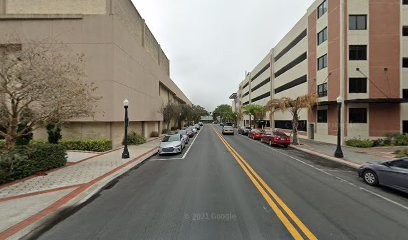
(261, 130, 291, 147)
(248, 129, 265, 140)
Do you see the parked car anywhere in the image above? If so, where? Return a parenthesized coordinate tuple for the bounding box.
(358, 158, 408, 193)
(238, 127, 251, 135)
(261, 130, 291, 147)
(178, 130, 190, 144)
(194, 124, 201, 130)
(186, 128, 194, 138)
(222, 126, 234, 135)
(248, 129, 265, 140)
(199, 122, 204, 126)
(192, 127, 198, 133)
(159, 134, 185, 155)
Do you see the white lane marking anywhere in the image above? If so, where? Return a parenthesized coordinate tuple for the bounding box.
(233, 133, 408, 212)
(151, 126, 203, 161)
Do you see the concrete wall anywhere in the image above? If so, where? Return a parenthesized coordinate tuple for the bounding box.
(4, 0, 107, 15)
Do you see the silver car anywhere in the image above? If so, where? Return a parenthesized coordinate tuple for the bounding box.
(159, 134, 185, 155)
(358, 158, 408, 193)
(178, 130, 189, 144)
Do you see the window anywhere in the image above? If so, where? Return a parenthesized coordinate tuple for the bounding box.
(349, 45, 367, 60)
(274, 75, 307, 94)
(275, 120, 307, 131)
(317, 54, 328, 70)
(349, 15, 367, 30)
(317, 27, 328, 45)
(318, 0, 328, 18)
(388, 160, 408, 169)
(317, 83, 328, 97)
(403, 89, 408, 98)
(403, 58, 408, 68)
(403, 26, 408, 36)
(349, 108, 367, 123)
(404, 0, 408, 5)
(349, 78, 367, 93)
(317, 110, 328, 123)
(404, 121, 408, 134)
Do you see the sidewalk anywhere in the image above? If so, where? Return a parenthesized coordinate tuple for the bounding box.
(0, 139, 161, 240)
(292, 138, 402, 169)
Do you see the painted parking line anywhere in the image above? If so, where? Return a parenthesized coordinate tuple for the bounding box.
(151, 126, 203, 161)
(235, 131, 408, 212)
(212, 127, 317, 240)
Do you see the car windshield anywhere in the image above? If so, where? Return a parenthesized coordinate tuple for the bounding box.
(162, 135, 180, 142)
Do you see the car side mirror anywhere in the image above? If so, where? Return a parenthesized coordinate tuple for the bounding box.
(383, 162, 391, 167)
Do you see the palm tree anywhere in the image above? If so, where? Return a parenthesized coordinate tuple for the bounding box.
(265, 94, 318, 145)
(242, 104, 265, 128)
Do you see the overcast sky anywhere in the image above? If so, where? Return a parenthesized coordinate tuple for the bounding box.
(131, 0, 315, 112)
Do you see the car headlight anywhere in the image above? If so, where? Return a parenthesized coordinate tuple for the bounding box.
(175, 145, 181, 148)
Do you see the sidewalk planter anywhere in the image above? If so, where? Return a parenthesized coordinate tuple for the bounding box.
(60, 139, 112, 152)
(124, 132, 146, 145)
(0, 144, 67, 184)
(345, 138, 374, 148)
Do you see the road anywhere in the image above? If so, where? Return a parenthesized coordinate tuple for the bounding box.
(36, 124, 408, 240)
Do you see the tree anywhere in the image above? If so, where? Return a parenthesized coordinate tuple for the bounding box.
(160, 102, 181, 131)
(0, 38, 100, 150)
(265, 94, 318, 145)
(242, 104, 265, 128)
(191, 105, 208, 123)
(213, 104, 232, 122)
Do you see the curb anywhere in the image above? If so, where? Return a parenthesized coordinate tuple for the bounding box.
(3, 147, 158, 240)
(290, 145, 361, 169)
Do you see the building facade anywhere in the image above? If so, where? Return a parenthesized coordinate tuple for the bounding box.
(236, 0, 408, 144)
(0, 0, 191, 146)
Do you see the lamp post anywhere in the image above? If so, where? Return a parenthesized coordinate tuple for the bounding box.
(334, 96, 344, 158)
(122, 99, 130, 159)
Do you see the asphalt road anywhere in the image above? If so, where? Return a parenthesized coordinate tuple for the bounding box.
(36, 124, 408, 240)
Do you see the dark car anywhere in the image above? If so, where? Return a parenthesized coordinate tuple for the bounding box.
(238, 127, 251, 135)
(248, 129, 265, 140)
(358, 158, 408, 193)
(185, 127, 195, 138)
(261, 130, 291, 148)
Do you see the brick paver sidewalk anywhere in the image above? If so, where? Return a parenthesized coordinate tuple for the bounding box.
(292, 138, 402, 168)
(0, 139, 161, 240)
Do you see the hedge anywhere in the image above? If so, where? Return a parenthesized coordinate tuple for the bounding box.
(345, 138, 374, 148)
(124, 132, 146, 145)
(0, 144, 67, 184)
(60, 139, 112, 152)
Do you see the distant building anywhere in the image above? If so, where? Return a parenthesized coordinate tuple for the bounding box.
(235, 0, 408, 144)
(0, 0, 191, 146)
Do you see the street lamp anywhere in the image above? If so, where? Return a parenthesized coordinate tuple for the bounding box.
(122, 99, 130, 159)
(334, 96, 344, 158)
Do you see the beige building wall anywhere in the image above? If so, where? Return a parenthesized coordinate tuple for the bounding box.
(0, 0, 191, 147)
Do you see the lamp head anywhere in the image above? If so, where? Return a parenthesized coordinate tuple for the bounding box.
(123, 99, 129, 107)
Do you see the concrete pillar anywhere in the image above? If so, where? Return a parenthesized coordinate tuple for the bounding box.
(142, 121, 148, 139)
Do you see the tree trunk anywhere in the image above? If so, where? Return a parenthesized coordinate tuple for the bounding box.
(292, 113, 299, 145)
(249, 114, 252, 128)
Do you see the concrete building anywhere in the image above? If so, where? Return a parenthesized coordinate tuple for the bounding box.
(0, 0, 191, 146)
(236, 0, 408, 144)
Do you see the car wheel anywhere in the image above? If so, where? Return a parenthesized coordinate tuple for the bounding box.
(283, 145, 288, 148)
(363, 170, 379, 186)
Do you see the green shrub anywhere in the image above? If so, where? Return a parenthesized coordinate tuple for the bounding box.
(162, 129, 169, 134)
(170, 127, 178, 131)
(60, 139, 112, 152)
(46, 123, 62, 144)
(0, 140, 5, 148)
(382, 133, 408, 146)
(395, 148, 408, 157)
(0, 144, 66, 184)
(345, 138, 374, 148)
(124, 132, 146, 145)
(151, 131, 159, 138)
(372, 138, 386, 147)
(15, 124, 33, 146)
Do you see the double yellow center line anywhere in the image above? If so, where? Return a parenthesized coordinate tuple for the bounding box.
(212, 127, 317, 240)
